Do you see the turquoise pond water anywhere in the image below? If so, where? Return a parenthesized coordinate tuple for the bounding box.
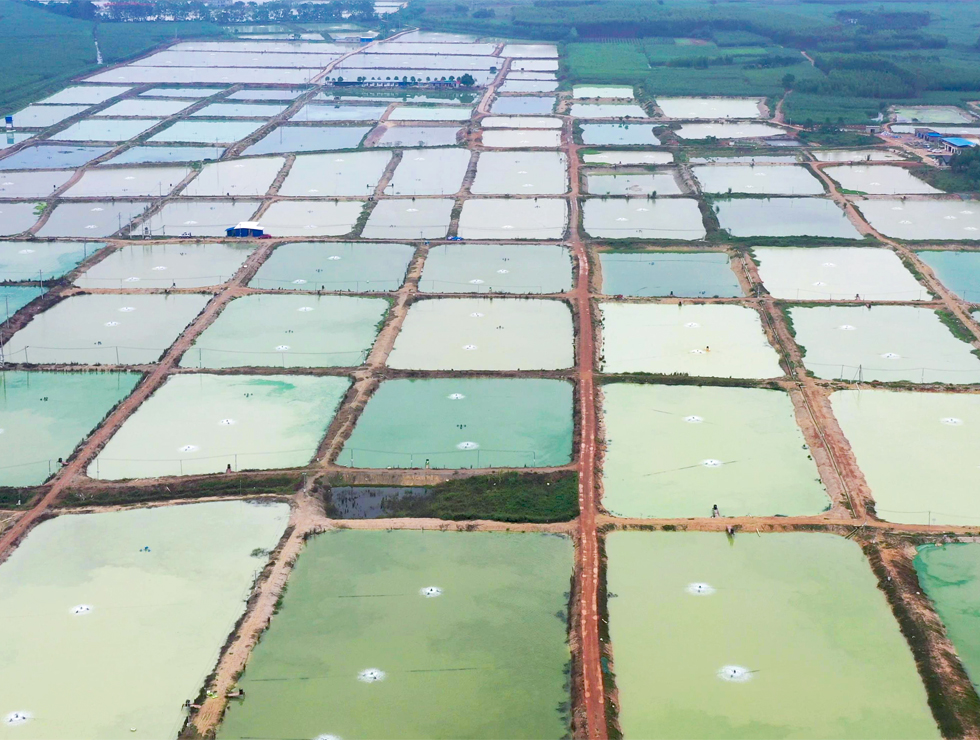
(0, 286, 44, 317)
(599, 252, 741, 297)
(918, 251, 980, 303)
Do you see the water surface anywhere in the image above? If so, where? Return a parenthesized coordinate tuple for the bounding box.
(75, 243, 253, 289)
(716, 198, 861, 239)
(918, 251, 980, 302)
(251, 241, 414, 292)
(420, 243, 571, 294)
(599, 251, 740, 297)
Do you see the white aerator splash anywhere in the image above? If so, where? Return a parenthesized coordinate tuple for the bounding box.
(4, 711, 31, 727)
(701, 459, 723, 468)
(940, 417, 963, 426)
(420, 586, 443, 598)
(717, 665, 753, 682)
(686, 582, 714, 595)
(358, 668, 386, 683)
(683, 415, 703, 424)
(70, 604, 93, 615)
(457, 441, 479, 450)
(447, 393, 465, 400)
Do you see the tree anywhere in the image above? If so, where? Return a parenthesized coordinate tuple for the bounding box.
(460, 73, 475, 86)
(472, 7, 494, 18)
(781, 73, 795, 90)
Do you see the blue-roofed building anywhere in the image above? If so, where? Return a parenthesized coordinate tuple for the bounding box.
(942, 136, 979, 154)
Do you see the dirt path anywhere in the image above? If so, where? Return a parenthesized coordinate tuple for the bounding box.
(563, 112, 607, 739)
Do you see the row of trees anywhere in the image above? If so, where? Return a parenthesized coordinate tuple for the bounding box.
(41, 0, 376, 24)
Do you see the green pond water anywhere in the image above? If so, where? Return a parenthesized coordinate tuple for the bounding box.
(600, 303, 783, 379)
(217, 530, 572, 740)
(915, 543, 980, 694)
(2, 293, 210, 366)
(362, 198, 454, 239)
(857, 200, 980, 241)
(89, 374, 349, 479)
(918, 251, 980, 303)
(1, 240, 99, 282)
(36, 201, 151, 238)
(0, 286, 44, 318)
(602, 384, 827, 518)
(279, 151, 391, 197)
(607, 532, 939, 739)
(182, 294, 386, 368)
(184, 157, 284, 197)
(716, 198, 861, 239)
(0, 370, 140, 487)
(387, 297, 574, 371)
(420, 243, 571, 294)
(340, 377, 572, 468)
(832, 389, 980, 525)
(251, 241, 415, 292)
(789, 305, 980, 383)
(693, 165, 823, 196)
(599, 252, 741, 297)
(0, 501, 289, 740)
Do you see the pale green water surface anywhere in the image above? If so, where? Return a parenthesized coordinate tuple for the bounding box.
(251, 241, 414, 291)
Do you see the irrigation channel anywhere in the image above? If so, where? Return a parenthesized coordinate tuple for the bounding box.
(1, 29, 980, 740)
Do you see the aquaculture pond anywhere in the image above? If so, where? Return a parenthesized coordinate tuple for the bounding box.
(387, 298, 573, 371)
(147, 120, 263, 144)
(823, 165, 939, 195)
(715, 198, 861, 239)
(280, 150, 390, 197)
(387, 147, 470, 195)
(340, 378, 573, 468)
(675, 122, 783, 139)
(570, 103, 648, 119)
(53, 118, 161, 142)
(0, 241, 98, 282)
(490, 96, 556, 115)
(251, 241, 414, 292)
(580, 124, 659, 146)
(292, 104, 387, 122)
(183, 157, 283, 197)
(182, 294, 386, 368)
(260, 200, 364, 237)
(832, 389, 980, 525)
(0, 144, 111, 170)
(458, 199, 568, 240)
(0, 170, 73, 198)
(471, 151, 568, 195)
(586, 171, 682, 196)
(598, 251, 741, 297)
(789, 305, 980, 383)
(754, 247, 927, 301)
(89, 374, 349, 479)
(573, 85, 634, 99)
(918, 251, 980, 302)
(499, 80, 559, 93)
(482, 129, 561, 148)
(373, 125, 461, 148)
(245, 125, 371, 155)
(581, 150, 672, 165)
(36, 200, 151, 238)
(810, 150, 905, 162)
(0, 204, 41, 236)
(655, 96, 762, 119)
(217, 530, 572, 740)
(858, 200, 980, 241)
(915, 543, 980, 692)
(2, 293, 209, 365)
(146, 200, 261, 237)
(599, 303, 782, 378)
(0, 370, 140, 487)
(601, 384, 827, 518)
(362, 198, 454, 239)
(38, 85, 131, 105)
(420, 243, 571, 294)
(583, 198, 705, 240)
(0, 286, 44, 317)
(692, 165, 823, 195)
(62, 166, 191, 198)
(0, 501, 289, 739)
(607, 532, 939, 739)
(75, 243, 253, 289)
(103, 145, 225, 165)
(894, 106, 973, 124)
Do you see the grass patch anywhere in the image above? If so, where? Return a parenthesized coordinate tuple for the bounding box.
(378, 471, 578, 523)
(797, 129, 880, 147)
(936, 309, 978, 345)
(60, 473, 303, 507)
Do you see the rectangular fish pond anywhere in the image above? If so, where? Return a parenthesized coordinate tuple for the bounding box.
(216, 530, 573, 740)
(471, 151, 568, 196)
(917, 251, 980, 302)
(0, 501, 289, 739)
(822, 165, 939, 195)
(259, 200, 365, 238)
(144, 200, 261, 237)
(599, 302, 783, 379)
(181, 294, 387, 368)
(372, 125, 461, 148)
(606, 532, 938, 739)
(788, 305, 980, 383)
(585, 171, 682, 196)
(36, 201, 151, 238)
(0, 370, 140, 487)
(583, 198, 705, 240)
(715, 198, 861, 239)
(915, 543, 980, 694)
(89, 374, 349, 479)
(250, 241, 414, 292)
(753, 247, 927, 302)
(0, 241, 100, 282)
(2, 293, 209, 365)
(598, 251, 741, 298)
(339, 377, 572, 469)
(386, 148, 471, 196)
(458, 199, 568, 240)
(361, 198, 454, 240)
(0, 286, 44, 318)
(245, 125, 372, 155)
(857, 200, 980, 241)
(279, 150, 391, 197)
(601, 383, 827, 518)
(832, 389, 980, 525)
(692, 165, 824, 196)
(386, 297, 574, 371)
(580, 124, 659, 146)
(74, 242, 254, 289)
(420, 243, 571, 294)
(655, 96, 763, 120)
